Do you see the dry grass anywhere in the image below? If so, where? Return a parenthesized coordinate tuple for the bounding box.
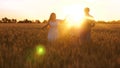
(0, 23, 120, 68)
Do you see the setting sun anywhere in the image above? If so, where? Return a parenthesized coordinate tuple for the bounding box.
(62, 4, 85, 28)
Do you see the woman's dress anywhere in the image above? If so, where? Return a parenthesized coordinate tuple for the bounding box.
(48, 20, 60, 42)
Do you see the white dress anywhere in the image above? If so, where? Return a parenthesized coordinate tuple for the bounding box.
(48, 19, 61, 42)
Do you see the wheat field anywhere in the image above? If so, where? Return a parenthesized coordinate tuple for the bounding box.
(0, 23, 120, 68)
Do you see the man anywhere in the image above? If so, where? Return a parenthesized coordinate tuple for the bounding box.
(79, 7, 95, 43)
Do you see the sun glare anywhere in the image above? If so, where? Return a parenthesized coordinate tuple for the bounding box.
(62, 4, 85, 28)
(36, 45, 45, 56)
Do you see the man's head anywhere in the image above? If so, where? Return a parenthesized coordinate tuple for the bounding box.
(84, 7, 90, 14)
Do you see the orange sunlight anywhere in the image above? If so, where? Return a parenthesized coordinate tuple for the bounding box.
(62, 4, 85, 28)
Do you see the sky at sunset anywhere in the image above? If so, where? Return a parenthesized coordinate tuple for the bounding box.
(0, 0, 120, 21)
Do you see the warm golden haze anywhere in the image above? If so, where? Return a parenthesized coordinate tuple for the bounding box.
(0, 0, 120, 21)
(0, 23, 120, 67)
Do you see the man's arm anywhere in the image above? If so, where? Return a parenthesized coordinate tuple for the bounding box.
(89, 15, 95, 27)
(91, 20, 95, 27)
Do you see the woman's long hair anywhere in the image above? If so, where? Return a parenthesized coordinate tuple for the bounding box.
(48, 12, 56, 23)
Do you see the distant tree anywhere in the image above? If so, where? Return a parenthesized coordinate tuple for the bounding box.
(17, 21, 23, 23)
(117, 20, 120, 24)
(35, 20, 41, 23)
(96, 20, 120, 24)
(1, 17, 17, 23)
(97, 21, 106, 24)
(24, 19, 32, 23)
(2, 17, 9, 23)
(17, 19, 32, 23)
(11, 19, 17, 23)
(8, 19, 12, 23)
(42, 20, 47, 23)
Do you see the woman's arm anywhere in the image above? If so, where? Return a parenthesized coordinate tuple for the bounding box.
(41, 23, 49, 29)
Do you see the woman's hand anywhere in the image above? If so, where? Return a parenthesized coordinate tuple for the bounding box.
(41, 23, 49, 29)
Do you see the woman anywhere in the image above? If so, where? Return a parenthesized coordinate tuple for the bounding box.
(42, 13, 63, 42)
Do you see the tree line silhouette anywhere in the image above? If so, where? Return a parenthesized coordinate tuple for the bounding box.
(0, 17, 120, 24)
(0, 17, 47, 24)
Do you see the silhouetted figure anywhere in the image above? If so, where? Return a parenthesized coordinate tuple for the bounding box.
(79, 7, 95, 43)
(42, 13, 64, 43)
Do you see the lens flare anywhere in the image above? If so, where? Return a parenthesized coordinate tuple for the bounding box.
(36, 45, 46, 56)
